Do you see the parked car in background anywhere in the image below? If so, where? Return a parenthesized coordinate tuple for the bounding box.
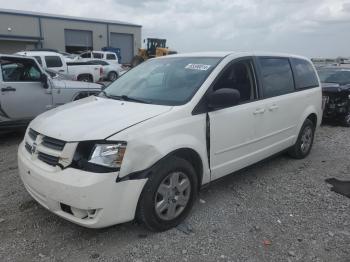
(88, 59, 125, 81)
(317, 67, 350, 126)
(59, 52, 78, 62)
(77, 51, 119, 64)
(45, 68, 75, 81)
(0, 54, 102, 130)
(18, 52, 322, 231)
(17, 51, 103, 82)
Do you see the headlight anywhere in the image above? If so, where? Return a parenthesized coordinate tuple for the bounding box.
(72, 141, 127, 173)
(89, 143, 126, 168)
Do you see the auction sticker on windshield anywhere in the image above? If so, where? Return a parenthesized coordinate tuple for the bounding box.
(185, 64, 211, 71)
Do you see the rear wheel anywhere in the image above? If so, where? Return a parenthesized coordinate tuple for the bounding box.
(288, 119, 315, 159)
(137, 156, 198, 232)
(108, 71, 118, 81)
(77, 74, 93, 82)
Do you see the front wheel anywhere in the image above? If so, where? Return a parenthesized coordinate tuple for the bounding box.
(341, 112, 350, 127)
(137, 156, 198, 232)
(288, 119, 315, 159)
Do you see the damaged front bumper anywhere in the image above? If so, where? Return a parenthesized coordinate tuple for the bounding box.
(18, 142, 147, 228)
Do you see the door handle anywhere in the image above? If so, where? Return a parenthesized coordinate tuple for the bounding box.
(58, 70, 65, 73)
(253, 108, 265, 115)
(269, 104, 279, 111)
(1, 86, 16, 92)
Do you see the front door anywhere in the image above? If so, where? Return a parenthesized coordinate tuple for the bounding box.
(0, 57, 52, 120)
(209, 58, 263, 180)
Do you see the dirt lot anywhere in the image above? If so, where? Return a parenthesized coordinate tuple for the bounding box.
(0, 126, 349, 262)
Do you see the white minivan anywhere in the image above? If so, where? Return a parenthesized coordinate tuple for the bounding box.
(18, 52, 322, 231)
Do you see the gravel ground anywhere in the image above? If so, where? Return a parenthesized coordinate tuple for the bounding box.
(0, 126, 349, 262)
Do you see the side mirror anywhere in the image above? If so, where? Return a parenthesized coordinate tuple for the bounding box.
(40, 73, 49, 89)
(208, 88, 240, 109)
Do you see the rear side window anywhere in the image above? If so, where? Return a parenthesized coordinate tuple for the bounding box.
(291, 58, 319, 89)
(45, 56, 63, 68)
(81, 52, 91, 58)
(93, 53, 103, 59)
(259, 58, 294, 98)
(106, 54, 116, 60)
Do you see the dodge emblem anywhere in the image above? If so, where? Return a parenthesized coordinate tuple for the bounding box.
(31, 142, 37, 154)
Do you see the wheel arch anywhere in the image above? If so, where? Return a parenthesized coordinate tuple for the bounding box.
(119, 147, 205, 190)
(294, 106, 320, 144)
(77, 73, 93, 82)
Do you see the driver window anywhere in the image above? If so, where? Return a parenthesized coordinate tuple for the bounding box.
(213, 59, 257, 103)
(1, 59, 42, 82)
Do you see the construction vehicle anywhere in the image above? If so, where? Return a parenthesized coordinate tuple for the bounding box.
(131, 38, 177, 67)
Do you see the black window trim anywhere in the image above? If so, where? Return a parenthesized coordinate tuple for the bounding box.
(1, 57, 43, 83)
(290, 57, 319, 90)
(255, 56, 296, 99)
(44, 55, 63, 68)
(192, 56, 261, 115)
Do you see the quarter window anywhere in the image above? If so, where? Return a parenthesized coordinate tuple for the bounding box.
(259, 58, 294, 98)
(291, 58, 319, 89)
(106, 54, 116, 60)
(81, 52, 91, 58)
(92, 53, 103, 59)
(45, 56, 63, 68)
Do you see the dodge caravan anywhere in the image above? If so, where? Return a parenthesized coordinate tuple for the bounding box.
(18, 52, 322, 231)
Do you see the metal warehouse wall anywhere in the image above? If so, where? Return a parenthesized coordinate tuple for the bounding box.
(0, 13, 40, 37)
(0, 10, 141, 58)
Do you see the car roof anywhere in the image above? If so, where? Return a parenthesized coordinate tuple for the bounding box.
(17, 51, 63, 57)
(156, 51, 310, 60)
(0, 53, 38, 60)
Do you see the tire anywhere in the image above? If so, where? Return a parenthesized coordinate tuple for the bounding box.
(137, 156, 198, 232)
(108, 71, 118, 82)
(288, 119, 315, 159)
(341, 112, 350, 127)
(131, 55, 144, 67)
(77, 74, 93, 82)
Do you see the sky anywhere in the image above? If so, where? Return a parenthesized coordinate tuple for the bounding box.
(1, 0, 350, 58)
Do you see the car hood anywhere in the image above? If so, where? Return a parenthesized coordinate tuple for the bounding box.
(52, 79, 102, 90)
(322, 82, 350, 93)
(30, 96, 172, 141)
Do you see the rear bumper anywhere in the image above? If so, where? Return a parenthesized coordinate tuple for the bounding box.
(18, 142, 147, 228)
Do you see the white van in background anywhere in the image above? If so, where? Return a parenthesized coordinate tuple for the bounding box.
(17, 51, 103, 82)
(78, 51, 119, 64)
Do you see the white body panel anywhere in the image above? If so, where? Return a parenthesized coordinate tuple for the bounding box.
(18, 52, 322, 228)
(17, 51, 102, 82)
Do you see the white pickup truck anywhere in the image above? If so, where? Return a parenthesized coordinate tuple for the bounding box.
(17, 51, 103, 82)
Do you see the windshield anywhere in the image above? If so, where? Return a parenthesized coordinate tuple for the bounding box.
(317, 69, 350, 85)
(103, 57, 221, 105)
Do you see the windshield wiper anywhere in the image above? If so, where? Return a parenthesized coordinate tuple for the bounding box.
(109, 95, 152, 104)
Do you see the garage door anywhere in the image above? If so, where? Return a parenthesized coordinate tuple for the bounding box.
(0, 40, 35, 54)
(64, 29, 93, 53)
(110, 33, 133, 64)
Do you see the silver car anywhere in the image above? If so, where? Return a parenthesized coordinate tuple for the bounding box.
(88, 59, 125, 81)
(0, 54, 102, 130)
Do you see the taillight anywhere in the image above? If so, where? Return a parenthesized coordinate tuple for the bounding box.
(100, 67, 103, 75)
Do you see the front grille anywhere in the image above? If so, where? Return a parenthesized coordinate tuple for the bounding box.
(26, 129, 67, 167)
(42, 136, 66, 151)
(37, 152, 59, 166)
(25, 142, 32, 154)
(28, 128, 39, 141)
